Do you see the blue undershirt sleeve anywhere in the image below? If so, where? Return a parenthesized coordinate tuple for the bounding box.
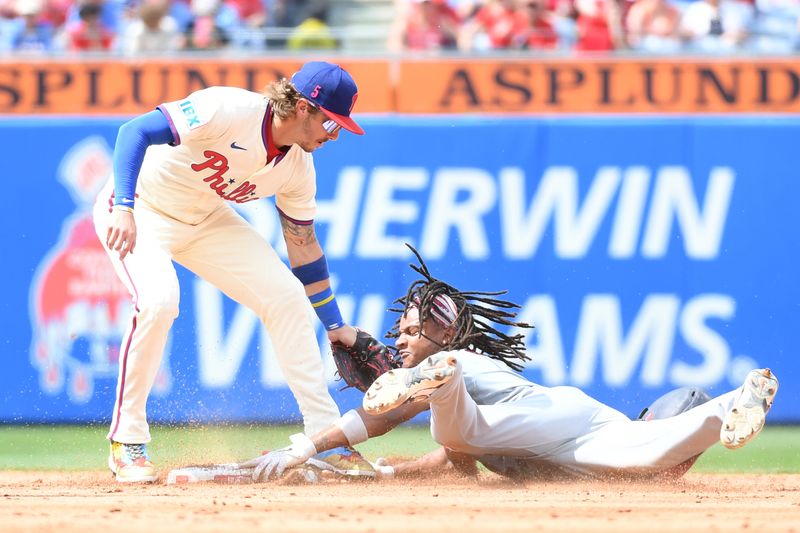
(112, 109, 175, 208)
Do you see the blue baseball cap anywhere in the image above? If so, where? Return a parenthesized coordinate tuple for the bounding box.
(291, 61, 364, 135)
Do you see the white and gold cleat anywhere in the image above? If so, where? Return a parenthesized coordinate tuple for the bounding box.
(108, 441, 157, 483)
(363, 353, 457, 415)
(720, 368, 779, 450)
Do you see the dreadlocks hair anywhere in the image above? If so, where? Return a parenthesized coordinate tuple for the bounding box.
(387, 244, 534, 372)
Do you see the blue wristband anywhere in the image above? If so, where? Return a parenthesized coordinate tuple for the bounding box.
(309, 287, 345, 331)
(292, 256, 329, 286)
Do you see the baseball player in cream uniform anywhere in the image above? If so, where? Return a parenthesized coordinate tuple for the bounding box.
(94, 61, 373, 482)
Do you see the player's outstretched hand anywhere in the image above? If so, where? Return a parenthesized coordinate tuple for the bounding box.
(238, 433, 317, 482)
(106, 208, 137, 261)
(370, 457, 396, 480)
(327, 324, 357, 346)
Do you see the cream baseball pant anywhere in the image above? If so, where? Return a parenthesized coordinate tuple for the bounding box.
(428, 358, 740, 478)
(93, 199, 340, 444)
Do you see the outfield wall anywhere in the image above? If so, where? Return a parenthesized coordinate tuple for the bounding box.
(2, 57, 800, 114)
(1, 115, 797, 424)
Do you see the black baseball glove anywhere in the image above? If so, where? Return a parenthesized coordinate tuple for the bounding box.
(331, 330, 401, 392)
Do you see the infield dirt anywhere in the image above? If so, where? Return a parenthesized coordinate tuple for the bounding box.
(2, 471, 799, 532)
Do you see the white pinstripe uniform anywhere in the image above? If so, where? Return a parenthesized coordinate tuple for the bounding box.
(93, 86, 340, 444)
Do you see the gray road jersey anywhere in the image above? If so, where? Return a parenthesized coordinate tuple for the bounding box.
(431, 350, 734, 481)
(449, 350, 535, 405)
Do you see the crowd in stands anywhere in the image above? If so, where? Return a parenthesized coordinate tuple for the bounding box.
(0, 0, 798, 55)
(0, 0, 337, 54)
(389, 0, 800, 53)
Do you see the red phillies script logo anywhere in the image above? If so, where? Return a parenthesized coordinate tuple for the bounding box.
(191, 151, 258, 203)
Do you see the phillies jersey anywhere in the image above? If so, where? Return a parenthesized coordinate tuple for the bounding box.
(134, 86, 317, 225)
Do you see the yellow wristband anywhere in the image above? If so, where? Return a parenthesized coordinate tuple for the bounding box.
(113, 205, 134, 214)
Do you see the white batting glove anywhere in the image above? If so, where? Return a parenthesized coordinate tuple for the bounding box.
(370, 457, 396, 480)
(237, 433, 317, 482)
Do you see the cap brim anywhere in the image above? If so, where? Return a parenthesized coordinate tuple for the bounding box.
(318, 105, 364, 135)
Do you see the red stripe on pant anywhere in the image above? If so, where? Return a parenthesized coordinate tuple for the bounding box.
(109, 313, 137, 442)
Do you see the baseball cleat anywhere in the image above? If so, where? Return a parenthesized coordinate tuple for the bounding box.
(305, 447, 376, 479)
(363, 353, 457, 415)
(720, 368, 779, 450)
(108, 441, 157, 483)
(276, 467, 320, 485)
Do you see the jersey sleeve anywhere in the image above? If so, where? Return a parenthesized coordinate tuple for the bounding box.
(157, 87, 235, 146)
(275, 152, 318, 223)
(458, 351, 535, 405)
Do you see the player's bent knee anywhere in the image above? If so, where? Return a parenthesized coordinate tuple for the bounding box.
(135, 297, 180, 321)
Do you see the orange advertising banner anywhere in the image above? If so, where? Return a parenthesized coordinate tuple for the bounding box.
(0, 58, 391, 115)
(396, 57, 800, 114)
(1, 56, 799, 114)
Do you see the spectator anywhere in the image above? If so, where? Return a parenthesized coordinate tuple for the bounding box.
(227, 0, 267, 27)
(65, 0, 123, 32)
(64, 1, 115, 51)
(225, 0, 269, 48)
(6, 0, 53, 52)
(183, 0, 241, 50)
(389, 0, 461, 51)
(511, 0, 559, 50)
(120, 0, 183, 55)
(458, 0, 519, 51)
(165, 0, 193, 33)
(271, 0, 326, 27)
(680, 0, 754, 51)
(625, 0, 682, 51)
(573, 0, 626, 51)
(1, 0, 17, 50)
(548, 0, 580, 48)
(446, 0, 483, 19)
(39, 0, 71, 28)
(286, 4, 338, 50)
(750, 0, 800, 52)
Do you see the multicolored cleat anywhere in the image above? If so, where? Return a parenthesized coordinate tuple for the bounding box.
(720, 368, 779, 450)
(108, 441, 157, 483)
(305, 446, 376, 479)
(363, 353, 457, 415)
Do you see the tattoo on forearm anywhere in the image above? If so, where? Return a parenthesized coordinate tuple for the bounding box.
(280, 217, 317, 246)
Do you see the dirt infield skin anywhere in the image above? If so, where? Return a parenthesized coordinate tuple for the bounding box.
(2, 471, 799, 532)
